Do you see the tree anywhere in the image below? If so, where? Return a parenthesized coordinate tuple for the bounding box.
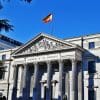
(0, 0, 32, 32)
(0, 19, 13, 32)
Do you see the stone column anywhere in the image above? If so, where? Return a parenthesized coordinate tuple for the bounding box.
(30, 73, 34, 97)
(19, 66, 24, 96)
(78, 61, 83, 100)
(46, 61, 52, 100)
(58, 60, 64, 100)
(12, 65, 19, 100)
(33, 62, 39, 100)
(71, 59, 78, 100)
(65, 70, 70, 100)
(17, 65, 23, 98)
(22, 64, 28, 100)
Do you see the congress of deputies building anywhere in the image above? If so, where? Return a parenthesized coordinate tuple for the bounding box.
(0, 33, 100, 100)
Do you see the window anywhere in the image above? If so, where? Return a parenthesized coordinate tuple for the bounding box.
(0, 67, 5, 80)
(89, 42, 95, 49)
(2, 54, 6, 60)
(88, 61, 96, 74)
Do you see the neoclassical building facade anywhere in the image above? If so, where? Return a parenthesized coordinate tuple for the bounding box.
(0, 33, 100, 100)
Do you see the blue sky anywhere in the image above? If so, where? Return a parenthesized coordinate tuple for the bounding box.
(0, 0, 100, 43)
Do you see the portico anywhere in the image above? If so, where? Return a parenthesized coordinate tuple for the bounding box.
(11, 33, 83, 100)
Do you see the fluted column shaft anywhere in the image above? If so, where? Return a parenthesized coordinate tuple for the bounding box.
(17, 65, 23, 97)
(58, 60, 64, 100)
(12, 65, 19, 100)
(33, 62, 39, 100)
(65, 70, 70, 100)
(78, 61, 83, 100)
(72, 59, 78, 100)
(22, 64, 28, 100)
(46, 61, 52, 100)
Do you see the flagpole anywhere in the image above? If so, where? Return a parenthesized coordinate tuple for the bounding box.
(51, 18, 54, 34)
(50, 13, 55, 36)
(42, 13, 54, 35)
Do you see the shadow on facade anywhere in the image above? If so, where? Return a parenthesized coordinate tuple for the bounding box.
(83, 50, 100, 100)
(12, 60, 72, 100)
(0, 96, 6, 100)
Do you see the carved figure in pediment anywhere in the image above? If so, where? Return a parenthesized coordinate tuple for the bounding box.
(18, 38, 68, 55)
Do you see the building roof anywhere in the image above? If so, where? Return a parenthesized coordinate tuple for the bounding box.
(0, 34, 23, 46)
(64, 33, 100, 40)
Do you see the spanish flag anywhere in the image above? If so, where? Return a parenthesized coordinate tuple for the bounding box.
(43, 14, 52, 23)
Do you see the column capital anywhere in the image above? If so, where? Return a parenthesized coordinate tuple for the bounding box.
(71, 58, 77, 61)
(22, 63, 27, 68)
(33, 61, 38, 65)
(12, 64, 17, 67)
(58, 59, 63, 64)
(46, 60, 52, 66)
(71, 59, 78, 64)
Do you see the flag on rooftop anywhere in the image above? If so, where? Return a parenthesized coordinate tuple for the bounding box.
(42, 14, 52, 23)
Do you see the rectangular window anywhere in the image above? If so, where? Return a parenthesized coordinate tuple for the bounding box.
(0, 67, 5, 80)
(2, 54, 6, 60)
(89, 42, 95, 49)
(88, 61, 96, 74)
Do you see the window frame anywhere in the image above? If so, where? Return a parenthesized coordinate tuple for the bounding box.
(2, 54, 6, 61)
(0, 67, 5, 80)
(89, 42, 95, 49)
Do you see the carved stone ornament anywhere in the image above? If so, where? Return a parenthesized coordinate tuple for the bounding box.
(20, 38, 68, 54)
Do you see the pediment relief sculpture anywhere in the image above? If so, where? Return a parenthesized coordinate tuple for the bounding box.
(13, 33, 79, 56)
(20, 38, 70, 54)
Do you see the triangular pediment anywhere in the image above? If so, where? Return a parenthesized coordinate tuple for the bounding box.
(12, 33, 79, 56)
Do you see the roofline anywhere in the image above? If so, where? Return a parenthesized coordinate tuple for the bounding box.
(64, 33, 100, 40)
(0, 47, 18, 53)
(13, 32, 81, 55)
(0, 34, 23, 45)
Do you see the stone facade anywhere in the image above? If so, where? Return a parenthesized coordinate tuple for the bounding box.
(0, 33, 100, 100)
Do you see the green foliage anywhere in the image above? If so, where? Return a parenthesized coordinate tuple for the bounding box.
(0, 19, 13, 32)
(0, 0, 32, 32)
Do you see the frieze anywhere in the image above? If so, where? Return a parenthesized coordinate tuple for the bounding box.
(26, 54, 59, 62)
